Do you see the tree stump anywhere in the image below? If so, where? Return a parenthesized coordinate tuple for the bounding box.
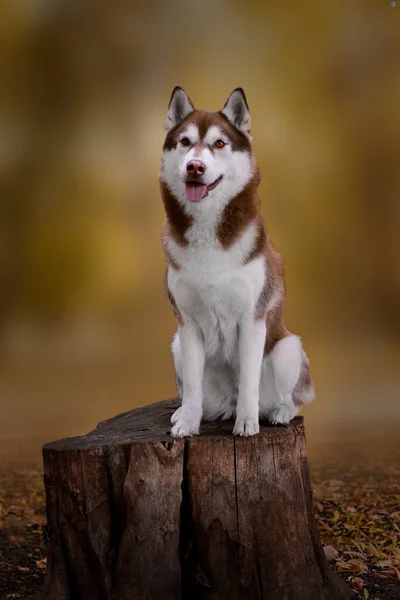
(42, 398, 355, 600)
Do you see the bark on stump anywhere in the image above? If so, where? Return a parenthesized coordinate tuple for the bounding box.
(42, 398, 355, 600)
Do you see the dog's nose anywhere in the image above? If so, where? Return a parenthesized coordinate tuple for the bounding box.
(186, 160, 206, 177)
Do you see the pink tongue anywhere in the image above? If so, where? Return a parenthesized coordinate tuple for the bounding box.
(185, 183, 208, 202)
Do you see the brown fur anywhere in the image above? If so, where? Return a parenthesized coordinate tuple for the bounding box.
(159, 181, 192, 247)
(261, 239, 289, 353)
(161, 222, 180, 270)
(243, 213, 267, 264)
(254, 262, 274, 321)
(216, 169, 260, 249)
(164, 268, 183, 326)
(254, 268, 273, 320)
(264, 299, 289, 355)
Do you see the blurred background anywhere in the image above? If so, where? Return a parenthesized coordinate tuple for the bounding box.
(0, 0, 399, 468)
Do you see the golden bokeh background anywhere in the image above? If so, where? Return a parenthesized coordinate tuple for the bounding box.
(1, 0, 399, 466)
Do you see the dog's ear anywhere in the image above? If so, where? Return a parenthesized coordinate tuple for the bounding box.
(165, 87, 195, 131)
(221, 88, 251, 133)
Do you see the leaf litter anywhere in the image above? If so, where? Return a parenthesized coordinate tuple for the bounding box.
(0, 470, 45, 599)
(309, 424, 400, 600)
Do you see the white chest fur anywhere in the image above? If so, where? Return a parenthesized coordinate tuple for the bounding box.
(166, 221, 265, 365)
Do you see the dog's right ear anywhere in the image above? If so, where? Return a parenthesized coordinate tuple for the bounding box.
(165, 87, 195, 131)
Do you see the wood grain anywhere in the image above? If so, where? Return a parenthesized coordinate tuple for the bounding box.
(42, 399, 355, 600)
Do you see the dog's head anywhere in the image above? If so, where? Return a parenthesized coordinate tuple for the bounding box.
(160, 87, 255, 208)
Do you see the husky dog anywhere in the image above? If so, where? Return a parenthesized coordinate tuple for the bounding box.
(160, 87, 314, 438)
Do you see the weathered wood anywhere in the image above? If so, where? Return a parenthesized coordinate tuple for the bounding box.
(42, 399, 355, 600)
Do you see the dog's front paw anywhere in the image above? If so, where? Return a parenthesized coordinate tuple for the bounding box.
(170, 408, 201, 438)
(269, 405, 293, 425)
(171, 407, 182, 425)
(233, 417, 259, 437)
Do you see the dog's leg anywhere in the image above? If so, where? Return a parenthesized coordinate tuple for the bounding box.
(267, 334, 303, 425)
(170, 321, 204, 437)
(171, 331, 183, 399)
(233, 318, 266, 436)
(170, 332, 183, 426)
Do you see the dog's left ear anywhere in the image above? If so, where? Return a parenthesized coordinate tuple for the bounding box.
(165, 87, 195, 131)
(221, 88, 251, 134)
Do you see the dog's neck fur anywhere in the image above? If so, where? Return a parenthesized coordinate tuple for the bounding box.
(160, 166, 262, 253)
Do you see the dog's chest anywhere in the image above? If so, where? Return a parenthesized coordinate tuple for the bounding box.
(191, 278, 241, 362)
(173, 270, 245, 363)
(167, 225, 265, 363)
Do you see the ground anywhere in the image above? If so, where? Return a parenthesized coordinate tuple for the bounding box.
(311, 461, 400, 599)
(0, 471, 45, 599)
(0, 425, 399, 599)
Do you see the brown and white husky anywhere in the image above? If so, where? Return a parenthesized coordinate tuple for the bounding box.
(160, 87, 314, 438)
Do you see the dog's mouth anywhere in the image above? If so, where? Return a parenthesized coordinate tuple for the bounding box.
(185, 175, 223, 202)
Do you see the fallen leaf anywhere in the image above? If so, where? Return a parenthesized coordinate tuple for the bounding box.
(376, 559, 392, 568)
(323, 545, 338, 561)
(36, 557, 47, 569)
(336, 561, 351, 571)
(348, 558, 368, 573)
(313, 488, 325, 501)
(350, 576, 364, 589)
(384, 566, 400, 579)
(345, 551, 367, 560)
(329, 479, 344, 487)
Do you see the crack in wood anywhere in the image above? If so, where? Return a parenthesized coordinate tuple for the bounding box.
(271, 438, 278, 480)
(256, 558, 264, 600)
(232, 436, 241, 588)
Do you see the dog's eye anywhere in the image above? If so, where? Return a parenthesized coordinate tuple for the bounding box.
(215, 140, 226, 149)
(180, 137, 191, 147)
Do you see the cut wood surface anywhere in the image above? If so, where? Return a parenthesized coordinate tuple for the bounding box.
(42, 398, 355, 600)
